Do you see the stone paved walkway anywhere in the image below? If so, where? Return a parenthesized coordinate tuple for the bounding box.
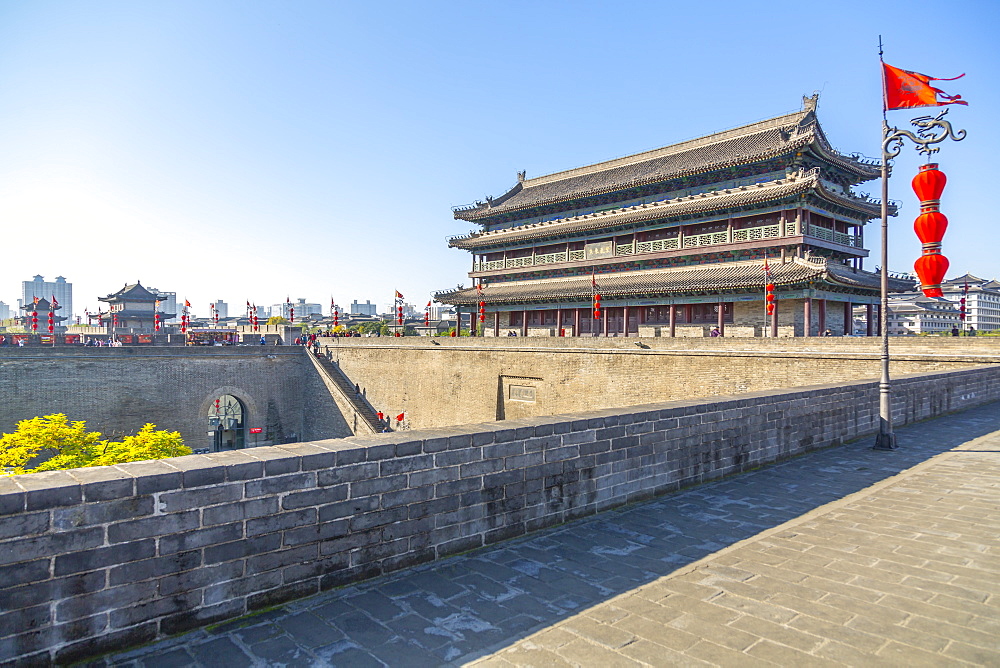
(103, 402, 1000, 667)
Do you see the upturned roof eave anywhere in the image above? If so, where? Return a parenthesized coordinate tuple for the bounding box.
(453, 136, 812, 224)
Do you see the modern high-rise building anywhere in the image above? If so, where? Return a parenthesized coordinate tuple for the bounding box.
(146, 289, 178, 323)
(21, 275, 72, 323)
(350, 300, 378, 316)
(213, 300, 229, 319)
(0, 301, 10, 321)
(269, 299, 322, 320)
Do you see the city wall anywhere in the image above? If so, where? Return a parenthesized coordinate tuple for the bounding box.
(0, 348, 353, 450)
(2, 364, 999, 664)
(322, 336, 1000, 430)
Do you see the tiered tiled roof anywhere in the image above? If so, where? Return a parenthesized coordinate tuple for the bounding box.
(450, 169, 881, 251)
(100, 282, 161, 303)
(453, 98, 880, 224)
(437, 258, 913, 306)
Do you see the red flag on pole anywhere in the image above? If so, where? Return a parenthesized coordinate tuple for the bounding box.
(882, 62, 967, 111)
(395, 290, 403, 299)
(395, 413, 405, 422)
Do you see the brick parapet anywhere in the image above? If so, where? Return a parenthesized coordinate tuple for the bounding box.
(2, 364, 1000, 664)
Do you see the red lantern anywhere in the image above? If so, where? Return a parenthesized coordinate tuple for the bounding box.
(912, 163, 950, 298)
(914, 211, 948, 247)
(915, 254, 949, 297)
(912, 163, 947, 206)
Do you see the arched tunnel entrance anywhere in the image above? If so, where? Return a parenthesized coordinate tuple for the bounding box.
(208, 394, 245, 451)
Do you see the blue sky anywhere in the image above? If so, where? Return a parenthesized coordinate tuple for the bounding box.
(1, 0, 996, 318)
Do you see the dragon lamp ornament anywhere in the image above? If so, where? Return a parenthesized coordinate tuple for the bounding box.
(881, 108, 966, 298)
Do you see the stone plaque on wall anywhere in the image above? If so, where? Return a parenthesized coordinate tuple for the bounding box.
(509, 385, 537, 402)
(584, 241, 614, 260)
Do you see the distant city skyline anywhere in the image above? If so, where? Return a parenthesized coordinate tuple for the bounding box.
(1, 1, 996, 314)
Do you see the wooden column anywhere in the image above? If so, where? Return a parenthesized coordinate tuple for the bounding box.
(521, 309, 528, 337)
(843, 301, 852, 335)
(494, 312, 500, 337)
(803, 298, 812, 337)
(771, 302, 778, 338)
(574, 308, 581, 337)
(470, 308, 477, 336)
(866, 304, 874, 336)
(717, 301, 725, 336)
(818, 299, 826, 334)
(556, 308, 563, 337)
(623, 305, 629, 337)
(602, 308, 609, 337)
(669, 305, 677, 337)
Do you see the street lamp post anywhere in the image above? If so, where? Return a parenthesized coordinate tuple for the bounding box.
(874, 109, 966, 450)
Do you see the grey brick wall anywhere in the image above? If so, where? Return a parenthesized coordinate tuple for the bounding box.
(2, 364, 999, 664)
(0, 347, 353, 449)
(323, 336, 1000, 429)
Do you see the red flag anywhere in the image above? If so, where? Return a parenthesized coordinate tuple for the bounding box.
(51, 295, 59, 308)
(184, 299, 191, 308)
(396, 413, 405, 422)
(33, 296, 39, 305)
(882, 62, 967, 111)
(395, 290, 403, 299)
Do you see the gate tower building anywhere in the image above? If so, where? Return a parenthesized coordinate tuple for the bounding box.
(437, 96, 913, 337)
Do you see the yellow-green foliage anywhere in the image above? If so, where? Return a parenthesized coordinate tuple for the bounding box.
(0, 414, 190, 474)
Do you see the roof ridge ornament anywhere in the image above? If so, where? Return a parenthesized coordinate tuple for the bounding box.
(802, 93, 819, 113)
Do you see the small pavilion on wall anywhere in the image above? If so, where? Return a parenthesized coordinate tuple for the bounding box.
(96, 282, 175, 333)
(18, 297, 67, 334)
(437, 95, 914, 337)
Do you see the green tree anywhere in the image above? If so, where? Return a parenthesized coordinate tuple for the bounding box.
(0, 414, 190, 474)
(266, 316, 290, 325)
(0, 414, 102, 474)
(88, 424, 188, 467)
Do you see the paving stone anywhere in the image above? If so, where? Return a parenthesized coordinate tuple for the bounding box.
(243, 635, 316, 667)
(744, 638, 841, 666)
(187, 637, 253, 668)
(135, 647, 195, 667)
(728, 614, 824, 653)
(682, 639, 775, 667)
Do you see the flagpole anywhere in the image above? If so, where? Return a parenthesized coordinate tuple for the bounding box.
(875, 36, 897, 450)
